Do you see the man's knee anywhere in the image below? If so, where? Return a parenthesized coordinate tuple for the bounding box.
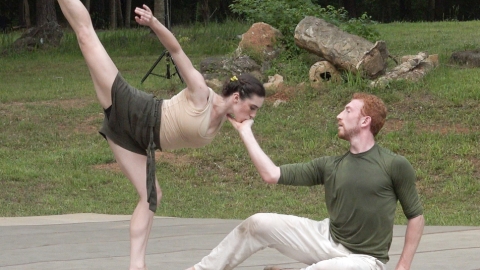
(241, 213, 275, 235)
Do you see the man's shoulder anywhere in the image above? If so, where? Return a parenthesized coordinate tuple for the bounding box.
(377, 145, 410, 165)
(376, 144, 402, 158)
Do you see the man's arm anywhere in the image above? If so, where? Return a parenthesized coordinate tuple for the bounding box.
(395, 214, 425, 270)
(228, 118, 280, 184)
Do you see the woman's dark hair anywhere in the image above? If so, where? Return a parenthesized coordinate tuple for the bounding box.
(221, 73, 265, 99)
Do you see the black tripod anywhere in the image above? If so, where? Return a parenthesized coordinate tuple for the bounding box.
(141, 0, 183, 84)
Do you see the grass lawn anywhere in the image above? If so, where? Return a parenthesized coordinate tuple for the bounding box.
(0, 19, 479, 226)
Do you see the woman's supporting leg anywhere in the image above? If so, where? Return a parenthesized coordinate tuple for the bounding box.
(108, 139, 162, 270)
(57, 0, 118, 109)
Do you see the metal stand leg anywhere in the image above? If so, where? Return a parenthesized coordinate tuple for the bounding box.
(140, 50, 184, 84)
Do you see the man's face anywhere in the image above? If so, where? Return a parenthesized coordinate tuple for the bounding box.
(336, 99, 365, 140)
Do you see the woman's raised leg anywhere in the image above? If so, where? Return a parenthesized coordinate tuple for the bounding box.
(57, 0, 118, 109)
(108, 139, 162, 270)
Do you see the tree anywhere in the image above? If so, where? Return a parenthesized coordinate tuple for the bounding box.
(36, 0, 57, 26)
(22, 0, 32, 28)
(198, 0, 211, 24)
(398, 0, 411, 20)
(340, 0, 357, 18)
(109, 0, 116, 29)
(154, 0, 166, 27)
(84, 0, 91, 12)
(116, 0, 124, 27)
(125, 0, 132, 28)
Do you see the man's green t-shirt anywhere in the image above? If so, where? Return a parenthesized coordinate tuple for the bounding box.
(278, 144, 423, 263)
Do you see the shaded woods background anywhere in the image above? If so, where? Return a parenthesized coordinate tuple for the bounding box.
(1, 0, 479, 31)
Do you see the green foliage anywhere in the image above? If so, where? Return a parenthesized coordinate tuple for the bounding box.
(342, 12, 380, 42)
(229, 0, 380, 54)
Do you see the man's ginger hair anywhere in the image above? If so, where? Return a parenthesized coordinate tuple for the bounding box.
(352, 93, 387, 137)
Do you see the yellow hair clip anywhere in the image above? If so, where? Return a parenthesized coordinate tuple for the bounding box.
(230, 76, 238, 82)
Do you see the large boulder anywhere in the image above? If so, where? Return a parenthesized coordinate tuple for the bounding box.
(200, 23, 283, 84)
(234, 22, 283, 63)
(294, 16, 388, 79)
(9, 22, 63, 52)
(450, 49, 480, 67)
(200, 55, 263, 85)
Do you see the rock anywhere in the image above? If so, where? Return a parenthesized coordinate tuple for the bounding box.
(205, 78, 224, 92)
(294, 16, 388, 79)
(371, 52, 439, 88)
(200, 55, 263, 82)
(450, 49, 480, 67)
(309, 60, 341, 85)
(9, 22, 63, 53)
(263, 74, 284, 91)
(234, 22, 283, 62)
(273, 99, 286, 107)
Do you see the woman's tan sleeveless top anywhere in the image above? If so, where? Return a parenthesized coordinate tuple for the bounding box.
(159, 88, 223, 151)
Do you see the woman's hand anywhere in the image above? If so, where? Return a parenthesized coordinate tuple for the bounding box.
(134, 5, 157, 27)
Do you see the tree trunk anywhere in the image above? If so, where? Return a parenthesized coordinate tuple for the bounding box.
(84, 0, 91, 12)
(294, 16, 389, 79)
(23, 0, 32, 28)
(124, 0, 132, 28)
(154, 0, 166, 27)
(399, 0, 411, 21)
(428, 0, 435, 21)
(109, 0, 116, 29)
(116, 0, 124, 27)
(11, 0, 63, 52)
(36, 0, 57, 26)
(199, 0, 211, 24)
(434, 0, 445, 20)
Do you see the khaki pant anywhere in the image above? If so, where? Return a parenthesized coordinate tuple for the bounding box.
(194, 213, 386, 270)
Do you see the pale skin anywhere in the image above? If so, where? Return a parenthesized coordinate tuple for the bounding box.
(56, 1, 263, 269)
(187, 98, 424, 270)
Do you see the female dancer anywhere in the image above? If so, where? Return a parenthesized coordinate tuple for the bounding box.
(57, 1, 266, 269)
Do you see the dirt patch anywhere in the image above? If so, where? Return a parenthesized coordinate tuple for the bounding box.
(266, 84, 302, 103)
(383, 119, 474, 134)
(418, 123, 473, 134)
(155, 151, 193, 166)
(41, 98, 93, 110)
(92, 161, 122, 173)
(416, 177, 438, 197)
(73, 114, 103, 134)
(389, 93, 438, 114)
(1, 98, 92, 110)
(471, 157, 480, 180)
(1, 98, 102, 135)
(382, 118, 404, 133)
(0, 98, 94, 120)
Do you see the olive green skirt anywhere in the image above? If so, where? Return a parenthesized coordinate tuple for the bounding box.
(99, 73, 162, 212)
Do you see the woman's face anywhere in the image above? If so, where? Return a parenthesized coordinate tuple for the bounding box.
(229, 94, 264, 122)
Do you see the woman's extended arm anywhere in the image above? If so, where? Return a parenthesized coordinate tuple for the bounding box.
(134, 5, 209, 108)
